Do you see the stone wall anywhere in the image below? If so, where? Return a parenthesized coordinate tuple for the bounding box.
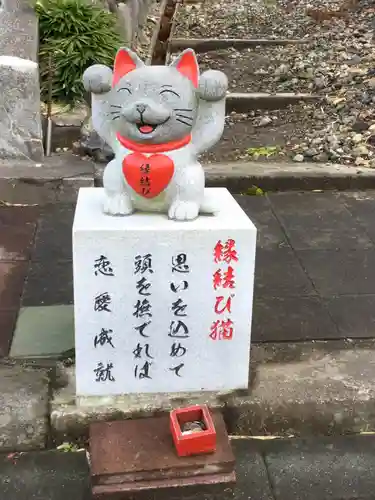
(0, 0, 43, 161)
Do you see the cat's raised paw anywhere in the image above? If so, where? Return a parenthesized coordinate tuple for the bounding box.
(103, 193, 134, 216)
(83, 64, 113, 94)
(168, 201, 199, 221)
(198, 70, 228, 102)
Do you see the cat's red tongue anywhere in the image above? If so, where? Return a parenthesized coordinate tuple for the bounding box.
(139, 125, 154, 134)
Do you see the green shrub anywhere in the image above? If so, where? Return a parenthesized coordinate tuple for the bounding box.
(36, 0, 122, 105)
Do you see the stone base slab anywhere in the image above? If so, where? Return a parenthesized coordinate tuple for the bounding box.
(92, 474, 235, 500)
(204, 161, 375, 192)
(4, 341, 375, 453)
(169, 37, 309, 53)
(50, 340, 375, 444)
(0, 155, 94, 204)
(2, 153, 374, 203)
(94, 159, 375, 192)
(90, 413, 235, 499)
(0, 361, 49, 451)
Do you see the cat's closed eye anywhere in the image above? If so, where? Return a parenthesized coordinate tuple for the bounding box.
(160, 89, 180, 98)
(118, 87, 132, 94)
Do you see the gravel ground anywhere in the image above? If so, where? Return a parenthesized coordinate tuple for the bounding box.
(203, 94, 375, 167)
(202, 105, 309, 164)
(174, 0, 355, 39)
(201, 103, 356, 164)
(188, 0, 375, 165)
(197, 37, 373, 95)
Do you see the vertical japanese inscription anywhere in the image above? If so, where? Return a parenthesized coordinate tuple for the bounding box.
(169, 254, 190, 378)
(210, 239, 238, 341)
(92, 255, 116, 383)
(133, 254, 154, 379)
(140, 163, 151, 197)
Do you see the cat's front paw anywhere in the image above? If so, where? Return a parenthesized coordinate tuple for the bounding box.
(198, 70, 228, 102)
(83, 64, 113, 94)
(103, 193, 134, 216)
(168, 201, 199, 221)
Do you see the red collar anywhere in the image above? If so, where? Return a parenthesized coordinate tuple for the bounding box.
(116, 133, 191, 154)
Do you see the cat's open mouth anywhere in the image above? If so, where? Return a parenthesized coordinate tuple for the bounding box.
(136, 123, 158, 134)
(136, 117, 170, 135)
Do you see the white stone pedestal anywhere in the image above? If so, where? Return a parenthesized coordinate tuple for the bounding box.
(73, 188, 256, 396)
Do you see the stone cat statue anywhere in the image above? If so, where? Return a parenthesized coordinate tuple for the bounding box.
(82, 48, 228, 221)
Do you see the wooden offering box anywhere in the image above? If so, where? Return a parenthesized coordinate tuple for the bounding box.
(170, 404, 217, 457)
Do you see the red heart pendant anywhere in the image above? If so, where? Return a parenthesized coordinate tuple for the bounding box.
(122, 152, 175, 199)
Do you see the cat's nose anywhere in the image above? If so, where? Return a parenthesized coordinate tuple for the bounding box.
(136, 104, 146, 114)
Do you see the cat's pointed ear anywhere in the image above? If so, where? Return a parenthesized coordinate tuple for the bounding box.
(170, 49, 199, 88)
(113, 48, 144, 86)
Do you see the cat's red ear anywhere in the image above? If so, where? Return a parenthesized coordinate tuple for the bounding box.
(113, 48, 143, 86)
(173, 49, 199, 88)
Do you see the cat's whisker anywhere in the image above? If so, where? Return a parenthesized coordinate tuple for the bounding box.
(173, 108, 193, 113)
(108, 111, 121, 115)
(176, 118, 192, 127)
(112, 116, 121, 121)
(110, 105, 122, 108)
(176, 114, 193, 121)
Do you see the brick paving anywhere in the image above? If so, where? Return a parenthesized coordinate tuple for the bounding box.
(2, 190, 375, 357)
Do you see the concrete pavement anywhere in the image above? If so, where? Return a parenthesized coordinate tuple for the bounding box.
(3, 189, 375, 358)
(2, 435, 375, 499)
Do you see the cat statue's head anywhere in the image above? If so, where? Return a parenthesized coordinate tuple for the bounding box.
(109, 48, 199, 145)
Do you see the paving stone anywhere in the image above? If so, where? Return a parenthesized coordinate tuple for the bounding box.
(252, 296, 338, 342)
(0, 440, 271, 500)
(268, 192, 373, 250)
(340, 191, 375, 212)
(11, 305, 74, 358)
(39, 204, 75, 220)
(341, 192, 375, 244)
(3, 435, 375, 500)
(0, 363, 49, 451)
(324, 295, 375, 339)
(22, 260, 73, 306)
(298, 249, 375, 296)
(0, 224, 35, 261)
(0, 310, 18, 357)
(255, 247, 315, 297)
(0, 262, 28, 309)
(0, 206, 39, 226)
(234, 194, 289, 249)
(264, 435, 375, 500)
(33, 205, 74, 262)
(231, 439, 274, 500)
(0, 450, 91, 500)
